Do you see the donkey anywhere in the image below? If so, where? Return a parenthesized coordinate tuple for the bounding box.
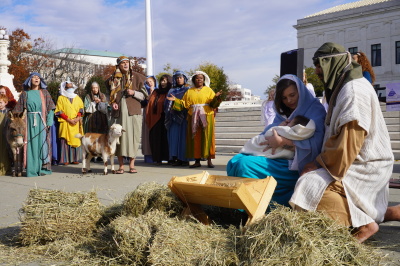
(6, 110, 26, 177)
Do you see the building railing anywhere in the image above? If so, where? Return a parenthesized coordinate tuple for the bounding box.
(219, 100, 263, 109)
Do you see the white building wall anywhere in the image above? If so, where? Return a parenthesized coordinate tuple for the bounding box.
(295, 0, 400, 88)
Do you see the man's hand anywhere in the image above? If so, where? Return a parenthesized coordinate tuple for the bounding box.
(112, 102, 119, 110)
(301, 161, 320, 176)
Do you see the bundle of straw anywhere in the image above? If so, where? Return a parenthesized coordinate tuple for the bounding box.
(148, 216, 239, 265)
(236, 205, 383, 265)
(96, 210, 167, 264)
(123, 182, 184, 217)
(19, 189, 101, 246)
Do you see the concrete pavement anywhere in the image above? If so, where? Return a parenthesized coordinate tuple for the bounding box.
(1, 153, 400, 264)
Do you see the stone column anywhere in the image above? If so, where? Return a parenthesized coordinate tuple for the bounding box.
(0, 30, 19, 100)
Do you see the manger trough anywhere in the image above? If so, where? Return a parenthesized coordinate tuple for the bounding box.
(168, 171, 277, 225)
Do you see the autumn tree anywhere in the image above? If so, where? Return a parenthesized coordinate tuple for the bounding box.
(8, 28, 32, 91)
(225, 89, 243, 101)
(131, 56, 146, 75)
(94, 64, 115, 81)
(189, 62, 229, 100)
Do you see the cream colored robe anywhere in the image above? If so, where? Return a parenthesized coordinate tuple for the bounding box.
(290, 78, 394, 227)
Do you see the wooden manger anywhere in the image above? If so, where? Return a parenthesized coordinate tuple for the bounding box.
(168, 171, 277, 226)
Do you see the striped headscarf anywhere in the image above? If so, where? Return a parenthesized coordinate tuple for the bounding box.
(312, 42, 363, 124)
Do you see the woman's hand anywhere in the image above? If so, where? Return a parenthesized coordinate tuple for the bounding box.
(94, 98, 101, 104)
(166, 94, 176, 101)
(112, 102, 119, 110)
(260, 129, 282, 154)
(67, 118, 76, 125)
(215, 90, 223, 97)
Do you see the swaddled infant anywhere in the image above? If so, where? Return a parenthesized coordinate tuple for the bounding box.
(240, 115, 315, 159)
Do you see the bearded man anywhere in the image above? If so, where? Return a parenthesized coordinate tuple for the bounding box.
(290, 42, 399, 243)
(108, 56, 147, 174)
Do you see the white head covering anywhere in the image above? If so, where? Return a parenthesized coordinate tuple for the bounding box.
(60, 79, 78, 99)
(188, 71, 210, 88)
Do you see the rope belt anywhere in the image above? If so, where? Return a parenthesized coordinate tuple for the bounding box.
(28, 111, 46, 127)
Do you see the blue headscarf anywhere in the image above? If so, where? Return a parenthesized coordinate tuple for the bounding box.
(145, 75, 157, 94)
(172, 71, 188, 88)
(164, 71, 190, 129)
(22, 72, 47, 91)
(262, 74, 326, 173)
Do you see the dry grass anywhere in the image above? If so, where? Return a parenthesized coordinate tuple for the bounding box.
(0, 184, 387, 266)
(236, 205, 384, 266)
(148, 214, 239, 265)
(19, 188, 101, 246)
(123, 181, 184, 217)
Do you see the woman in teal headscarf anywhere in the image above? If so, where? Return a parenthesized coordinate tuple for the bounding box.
(227, 74, 326, 207)
(14, 72, 56, 177)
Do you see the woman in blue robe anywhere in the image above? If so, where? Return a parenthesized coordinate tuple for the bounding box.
(227, 74, 326, 207)
(164, 71, 191, 166)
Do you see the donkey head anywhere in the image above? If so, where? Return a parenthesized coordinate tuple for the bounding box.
(8, 110, 26, 148)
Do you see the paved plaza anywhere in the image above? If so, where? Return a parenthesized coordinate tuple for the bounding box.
(0, 153, 400, 264)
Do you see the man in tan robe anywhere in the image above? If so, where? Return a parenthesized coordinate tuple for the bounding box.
(107, 56, 147, 174)
(290, 42, 399, 243)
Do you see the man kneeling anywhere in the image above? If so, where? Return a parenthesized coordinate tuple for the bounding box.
(290, 42, 398, 243)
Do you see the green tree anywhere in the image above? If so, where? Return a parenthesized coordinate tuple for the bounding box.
(264, 69, 324, 97)
(84, 76, 107, 95)
(304, 66, 324, 97)
(47, 81, 60, 103)
(189, 62, 229, 100)
(264, 75, 280, 95)
(155, 63, 182, 83)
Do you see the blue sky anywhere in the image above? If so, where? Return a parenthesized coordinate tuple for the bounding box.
(1, 0, 356, 98)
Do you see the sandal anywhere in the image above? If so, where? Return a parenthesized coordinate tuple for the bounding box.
(189, 162, 201, 168)
(115, 169, 124, 174)
(129, 168, 137, 173)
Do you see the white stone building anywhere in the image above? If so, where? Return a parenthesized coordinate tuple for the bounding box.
(27, 48, 145, 88)
(294, 0, 400, 88)
(228, 84, 253, 101)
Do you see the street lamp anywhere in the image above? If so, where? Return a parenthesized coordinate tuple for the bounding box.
(0, 29, 9, 40)
(0, 29, 18, 100)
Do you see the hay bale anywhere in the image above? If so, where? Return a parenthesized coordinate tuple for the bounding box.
(96, 210, 168, 264)
(237, 206, 383, 266)
(123, 182, 184, 217)
(19, 189, 101, 246)
(96, 203, 124, 227)
(148, 217, 239, 265)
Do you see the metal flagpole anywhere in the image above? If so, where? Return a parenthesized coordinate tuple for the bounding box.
(145, 0, 154, 76)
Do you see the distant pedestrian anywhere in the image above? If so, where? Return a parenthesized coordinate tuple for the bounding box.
(261, 88, 276, 127)
(352, 51, 375, 84)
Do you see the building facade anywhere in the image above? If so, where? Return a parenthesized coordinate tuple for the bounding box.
(26, 48, 145, 88)
(294, 0, 400, 88)
(228, 84, 255, 101)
